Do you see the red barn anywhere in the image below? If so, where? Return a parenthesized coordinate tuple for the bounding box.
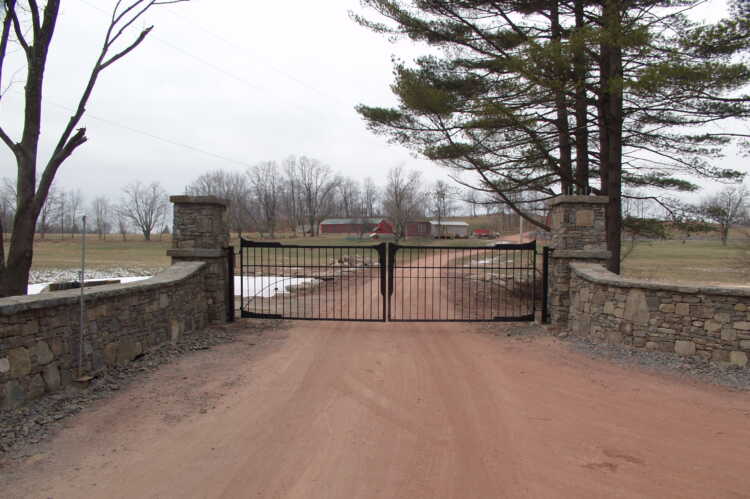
(372, 220, 394, 234)
(319, 218, 390, 235)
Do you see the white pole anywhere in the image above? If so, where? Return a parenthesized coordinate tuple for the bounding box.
(78, 215, 87, 377)
(519, 215, 523, 242)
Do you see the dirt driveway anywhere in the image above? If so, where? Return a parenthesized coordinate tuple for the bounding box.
(4, 319, 750, 499)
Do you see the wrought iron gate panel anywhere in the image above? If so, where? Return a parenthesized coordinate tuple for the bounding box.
(239, 240, 387, 321)
(387, 242, 537, 322)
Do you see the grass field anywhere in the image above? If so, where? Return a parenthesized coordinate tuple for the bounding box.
(4, 235, 173, 270)
(4, 233, 503, 272)
(621, 239, 750, 286)
(6, 232, 749, 286)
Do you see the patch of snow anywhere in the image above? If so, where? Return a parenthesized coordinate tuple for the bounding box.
(29, 267, 162, 285)
(27, 271, 314, 299)
(235, 276, 317, 297)
(27, 276, 152, 295)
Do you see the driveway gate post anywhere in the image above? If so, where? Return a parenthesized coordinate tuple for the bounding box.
(547, 196, 610, 328)
(168, 196, 230, 324)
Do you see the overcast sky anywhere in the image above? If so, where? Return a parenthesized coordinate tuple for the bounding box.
(0, 0, 744, 206)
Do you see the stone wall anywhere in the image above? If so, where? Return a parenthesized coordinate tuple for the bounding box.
(568, 262, 750, 367)
(0, 262, 209, 409)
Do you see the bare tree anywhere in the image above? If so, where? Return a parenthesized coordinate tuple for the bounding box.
(282, 156, 304, 235)
(185, 169, 251, 237)
(247, 161, 281, 238)
(118, 181, 168, 241)
(67, 189, 84, 237)
(90, 196, 111, 240)
(56, 189, 66, 238)
(115, 210, 129, 241)
(481, 194, 498, 217)
(336, 177, 362, 218)
(36, 185, 57, 239)
(700, 185, 749, 246)
(0, 177, 14, 253)
(361, 177, 381, 217)
(463, 190, 480, 218)
(429, 180, 456, 238)
(0, 0, 190, 296)
(383, 166, 424, 240)
(293, 156, 338, 237)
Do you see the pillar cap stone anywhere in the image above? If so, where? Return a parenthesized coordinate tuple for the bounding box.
(169, 195, 228, 207)
(547, 195, 608, 207)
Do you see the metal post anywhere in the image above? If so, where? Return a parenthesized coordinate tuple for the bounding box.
(78, 215, 87, 377)
(226, 246, 235, 322)
(541, 246, 550, 324)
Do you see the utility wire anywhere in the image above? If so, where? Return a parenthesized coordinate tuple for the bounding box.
(159, 6, 348, 106)
(38, 95, 257, 169)
(4, 2, 357, 171)
(75, 0, 344, 121)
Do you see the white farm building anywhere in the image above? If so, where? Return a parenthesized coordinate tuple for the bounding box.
(430, 220, 469, 238)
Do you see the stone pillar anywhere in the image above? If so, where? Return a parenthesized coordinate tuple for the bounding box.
(547, 196, 610, 327)
(167, 196, 230, 324)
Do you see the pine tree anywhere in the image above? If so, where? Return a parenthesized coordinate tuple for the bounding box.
(354, 0, 750, 272)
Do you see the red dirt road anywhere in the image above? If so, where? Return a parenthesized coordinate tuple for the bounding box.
(5, 321, 750, 499)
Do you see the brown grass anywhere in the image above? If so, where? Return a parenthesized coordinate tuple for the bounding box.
(7, 232, 748, 287)
(621, 239, 750, 286)
(4, 234, 172, 270)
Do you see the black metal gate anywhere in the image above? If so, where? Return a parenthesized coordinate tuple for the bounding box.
(237, 239, 544, 323)
(387, 241, 537, 322)
(239, 240, 387, 321)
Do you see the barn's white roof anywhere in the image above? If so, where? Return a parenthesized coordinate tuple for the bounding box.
(429, 221, 469, 227)
(320, 218, 385, 225)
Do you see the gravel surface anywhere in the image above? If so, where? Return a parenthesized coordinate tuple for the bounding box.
(0, 320, 281, 460)
(478, 323, 750, 390)
(29, 267, 165, 285)
(563, 333, 750, 391)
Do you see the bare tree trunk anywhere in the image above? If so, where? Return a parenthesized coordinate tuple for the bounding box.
(599, 0, 624, 274)
(551, 1, 573, 195)
(0, 196, 36, 296)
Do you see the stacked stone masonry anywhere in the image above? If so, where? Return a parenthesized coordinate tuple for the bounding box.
(547, 195, 610, 326)
(168, 196, 230, 324)
(548, 195, 608, 251)
(0, 262, 209, 409)
(569, 262, 750, 367)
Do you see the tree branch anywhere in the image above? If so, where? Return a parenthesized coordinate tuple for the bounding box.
(0, 125, 15, 152)
(100, 25, 152, 70)
(7, 1, 29, 54)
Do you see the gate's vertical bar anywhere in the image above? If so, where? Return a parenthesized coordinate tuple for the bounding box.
(307, 246, 311, 319)
(473, 247, 478, 320)
(239, 242, 244, 316)
(276, 244, 281, 318)
(380, 243, 387, 321)
(532, 244, 537, 319)
(432, 247, 436, 320)
(296, 246, 300, 319)
(390, 242, 394, 321)
(542, 246, 550, 324)
(226, 246, 235, 322)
